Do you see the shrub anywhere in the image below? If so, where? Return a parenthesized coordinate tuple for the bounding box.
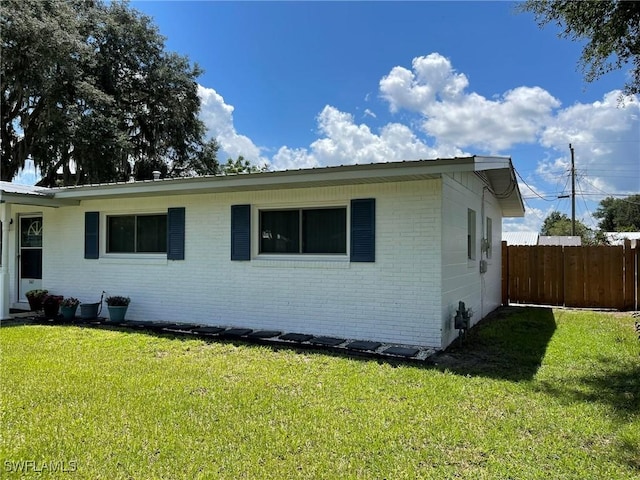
(106, 296, 130, 306)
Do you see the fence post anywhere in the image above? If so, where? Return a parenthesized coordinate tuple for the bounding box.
(502, 241, 509, 306)
(623, 239, 634, 310)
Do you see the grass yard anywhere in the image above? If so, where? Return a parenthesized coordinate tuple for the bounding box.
(1, 307, 638, 479)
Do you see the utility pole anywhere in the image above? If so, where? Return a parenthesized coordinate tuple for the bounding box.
(570, 143, 576, 236)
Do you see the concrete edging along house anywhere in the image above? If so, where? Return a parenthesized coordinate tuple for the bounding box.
(0, 156, 524, 349)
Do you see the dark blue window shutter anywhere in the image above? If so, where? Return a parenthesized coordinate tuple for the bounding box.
(350, 198, 375, 262)
(167, 207, 185, 260)
(231, 204, 251, 261)
(84, 212, 99, 259)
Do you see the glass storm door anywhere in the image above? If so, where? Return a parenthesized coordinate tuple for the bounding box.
(20, 216, 43, 301)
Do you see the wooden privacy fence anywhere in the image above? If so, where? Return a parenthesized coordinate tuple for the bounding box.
(502, 240, 639, 310)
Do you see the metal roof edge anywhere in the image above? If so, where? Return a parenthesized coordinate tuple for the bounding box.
(51, 157, 479, 200)
(0, 191, 79, 207)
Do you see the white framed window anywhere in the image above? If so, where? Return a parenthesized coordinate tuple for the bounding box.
(259, 207, 347, 255)
(106, 213, 167, 254)
(467, 208, 476, 260)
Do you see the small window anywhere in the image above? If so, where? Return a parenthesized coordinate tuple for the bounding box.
(485, 217, 493, 259)
(260, 207, 347, 254)
(467, 208, 476, 260)
(107, 214, 167, 253)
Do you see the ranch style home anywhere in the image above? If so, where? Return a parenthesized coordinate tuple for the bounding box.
(0, 156, 524, 349)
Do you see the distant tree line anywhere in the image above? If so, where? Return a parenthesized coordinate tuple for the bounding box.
(540, 194, 640, 244)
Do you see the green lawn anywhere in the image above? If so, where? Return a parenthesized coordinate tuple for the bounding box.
(1, 308, 638, 479)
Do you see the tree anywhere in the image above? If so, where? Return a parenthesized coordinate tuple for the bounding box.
(519, 1, 640, 96)
(540, 211, 595, 243)
(593, 195, 640, 231)
(1, 0, 218, 185)
(220, 156, 269, 175)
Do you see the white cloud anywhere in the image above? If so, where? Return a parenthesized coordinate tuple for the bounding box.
(380, 53, 561, 152)
(270, 105, 464, 171)
(363, 108, 376, 119)
(539, 91, 640, 196)
(197, 85, 268, 166)
(380, 53, 469, 113)
(503, 204, 548, 233)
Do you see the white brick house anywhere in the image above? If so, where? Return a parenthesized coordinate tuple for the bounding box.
(0, 156, 524, 349)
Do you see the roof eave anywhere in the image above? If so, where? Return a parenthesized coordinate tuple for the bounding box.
(479, 159, 525, 218)
(0, 192, 80, 207)
(52, 157, 479, 201)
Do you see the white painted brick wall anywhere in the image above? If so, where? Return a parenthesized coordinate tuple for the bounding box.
(440, 173, 503, 348)
(10, 179, 447, 347)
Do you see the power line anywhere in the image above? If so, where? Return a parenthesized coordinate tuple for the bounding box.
(575, 176, 599, 231)
(578, 175, 640, 205)
(513, 168, 555, 202)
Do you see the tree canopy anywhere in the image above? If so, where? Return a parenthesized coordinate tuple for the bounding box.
(1, 0, 220, 186)
(593, 195, 640, 231)
(519, 0, 640, 96)
(540, 211, 595, 244)
(220, 156, 269, 175)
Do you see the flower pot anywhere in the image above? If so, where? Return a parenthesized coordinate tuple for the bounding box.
(26, 290, 48, 312)
(27, 296, 44, 312)
(107, 305, 128, 322)
(80, 302, 100, 320)
(43, 295, 63, 319)
(61, 305, 78, 321)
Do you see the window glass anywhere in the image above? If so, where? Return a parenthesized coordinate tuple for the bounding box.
(137, 215, 167, 253)
(21, 217, 43, 248)
(107, 214, 166, 253)
(260, 210, 299, 253)
(468, 208, 476, 260)
(260, 207, 346, 254)
(303, 208, 346, 253)
(108, 216, 135, 253)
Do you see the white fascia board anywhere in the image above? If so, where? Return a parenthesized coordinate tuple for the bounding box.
(0, 191, 79, 207)
(52, 157, 478, 201)
(472, 156, 512, 172)
(472, 157, 525, 218)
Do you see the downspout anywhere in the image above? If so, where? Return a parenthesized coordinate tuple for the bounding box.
(0, 203, 12, 320)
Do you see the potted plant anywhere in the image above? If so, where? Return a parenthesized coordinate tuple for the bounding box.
(42, 294, 63, 319)
(25, 289, 48, 312)
(60, 297, 80, 321)
(106, 296, 130, 322)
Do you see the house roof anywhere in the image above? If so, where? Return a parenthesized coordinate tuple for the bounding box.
(502, 232, 539, 245)
(538, 235, 582, 246)
(605, 231, 640, 246)
(0, 182, 78, 207)
(1, 156, 525, 217)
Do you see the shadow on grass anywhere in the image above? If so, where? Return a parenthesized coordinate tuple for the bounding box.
(535, 352, 640, 472)
(430, 306, 557, 382)
(536, 356, 640, 417)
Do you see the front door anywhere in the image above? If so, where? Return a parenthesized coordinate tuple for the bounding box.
(19, 216, 43, 301)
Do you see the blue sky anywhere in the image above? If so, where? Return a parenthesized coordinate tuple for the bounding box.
(20, 1, 640, 232)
